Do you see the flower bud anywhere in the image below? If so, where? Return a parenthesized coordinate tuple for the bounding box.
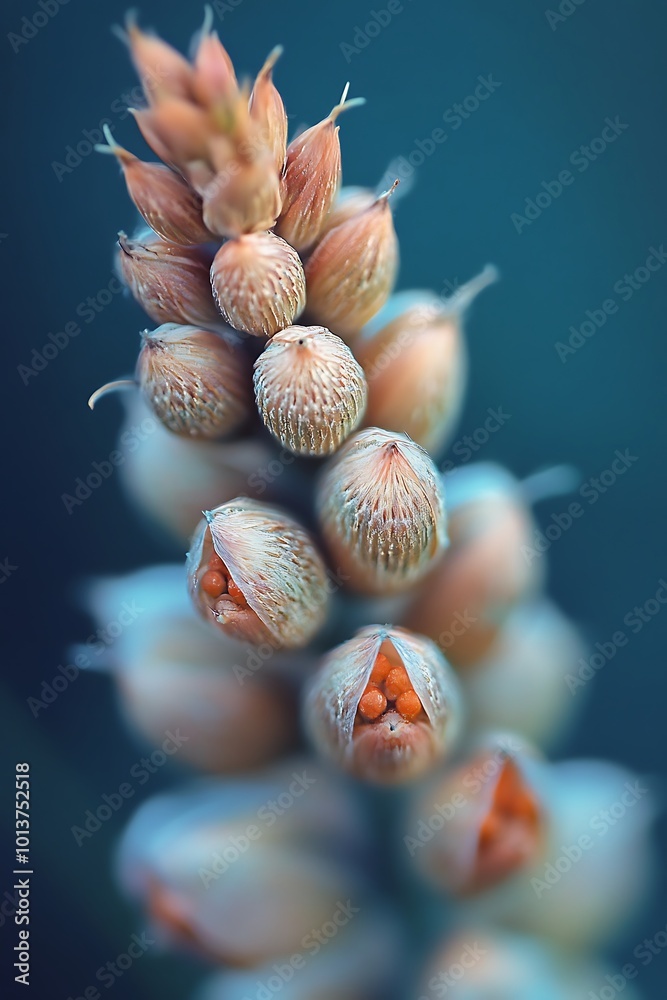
(96, 127, 212, 246)
(117, 229, 221, 329)
(117, 765, 367, 966)
(74, 564, 296, 773)
(275, 84, 365, 253)
(319, 185, 375, 238)
(191, 23, 237, 107)
(89, 324, 251, 440)
(130, 101, 211, 173)
(355, 269, 497, 456)
(410, 734, 544, 896)
(253, 325, 367, 456)
(316, 428, 447, 594)
(410, 737, 655, 949)
(304, 182, 399, 341)
(210, 231, 306, 336)
(402, 463, 543, 666)
(249, 47, 288, 173)
(304, 625, 462, 784)
(187, 498, 330, 648)
(462, 600, 586, 750)
(120, 15, 194, 105)
(117, 395, 274, 543)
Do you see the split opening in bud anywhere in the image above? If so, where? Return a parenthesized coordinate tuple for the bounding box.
(357, 646, 426, 726)
(466, 755, 542, 895)
(197, 517, 253, 626)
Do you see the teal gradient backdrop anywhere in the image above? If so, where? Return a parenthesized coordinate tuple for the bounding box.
(1, 0, 666, 996)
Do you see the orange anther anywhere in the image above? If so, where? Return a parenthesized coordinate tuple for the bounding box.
(384, 666, 411, 700)
(370, 652, 392, 683)
(358, 684, 387, 721)
(200, 569, 226, 598)
(227, 578, 248, 607)
(395, 688, 422, 721)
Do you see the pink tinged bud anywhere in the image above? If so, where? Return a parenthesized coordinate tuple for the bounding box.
(319, 185, 376, 239)
(192, 27, 238, 108)
(249, 47, 288, 173)
(316, 428, 447, 595)
(304, 181, 400, 341)
(130, 101, 212, 175)
(120, 16, 194, 106)
(96, 127, 212, 246)
(210, 231, 306, 337)
(187, 498, 330, 648)
(356, 290, 471, 456)
(410, 737, 544, 896)
(201, 151, 282, 237)
(89, 324, 252, 440)
(275, 83, 365, 253)
(117, 230, 221, 329)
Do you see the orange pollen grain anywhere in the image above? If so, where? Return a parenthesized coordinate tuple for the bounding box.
(384, 666, 412, 700)
(227, 578, 248, 607)
(358, 684, 387, 721)
(370, 652, 392, 683)
(200, 569, 226, 598)
(395, 688, 423, 721)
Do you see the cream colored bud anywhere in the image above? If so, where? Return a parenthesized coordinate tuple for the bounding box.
(253, 325, 367, 456)
(210, 231, 306, 336)
(316, 428, 447, 594)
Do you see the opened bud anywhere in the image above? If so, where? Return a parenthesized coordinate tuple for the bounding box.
(304, 625, 462, 784)
(187, 498, 330, 648)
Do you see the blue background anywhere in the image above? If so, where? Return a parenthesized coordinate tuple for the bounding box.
(1, 0, 666, 996)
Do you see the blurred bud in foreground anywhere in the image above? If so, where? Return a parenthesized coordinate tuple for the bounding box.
(418, 927, 646, 1000)
(304, 625, 463, 784)
(72, 564, 298, 772)
(194, 908, 402, 1000)
(461, 600, 587, 750)
(117, 764, 370, 967)
(402, 463, 545, 667)
(117, 395, 274, 543)
(408, 733, 655, 950)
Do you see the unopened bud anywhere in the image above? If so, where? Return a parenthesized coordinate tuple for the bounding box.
(304, 181, 399, 341)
